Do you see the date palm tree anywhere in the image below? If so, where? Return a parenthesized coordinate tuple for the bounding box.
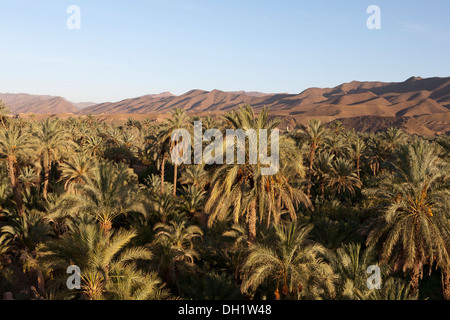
(161, 108, 191, 197)
(365, 140, 450, 295)
(59, 152, 97, 194)
(152, 220, 203, 294)
(347, 136, 366, 179)
(47, 161, 144, 233)
(326, 157, 362, 197)
(206, 105, 311, 245)
(302, 119, 329, 197)
(0, 125, 36, 216)
(312, 151, 334, 196)
(240, 221, 335, 299)
(34, 118, 75, 199)
(38, 223, 156, 300)
(0, 100, 11, 129)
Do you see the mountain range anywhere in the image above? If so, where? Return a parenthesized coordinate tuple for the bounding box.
(2, 76, 450, 135)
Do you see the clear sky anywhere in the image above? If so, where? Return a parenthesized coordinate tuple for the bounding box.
(1, 0, 449, 103)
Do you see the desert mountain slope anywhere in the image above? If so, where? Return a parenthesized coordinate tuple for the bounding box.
(78, 77, 450, 121)
(0, 93, 81, 114)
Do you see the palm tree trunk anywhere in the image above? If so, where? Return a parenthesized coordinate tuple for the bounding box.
(356, 155, 361, 179)
(410, 266, 420, 295)
(161, 154, 166, 194)
(7, 158, 24, 216)
(247, 200, 257, 246)
(173, 163, 178, 197)
(442, 269, 450, 300)
(307, 144, 316, 197)
(43, 157, 50, 200)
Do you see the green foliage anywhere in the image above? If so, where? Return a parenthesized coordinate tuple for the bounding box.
(0, 108, 449, 300)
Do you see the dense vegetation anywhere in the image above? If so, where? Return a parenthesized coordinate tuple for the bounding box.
(0, 101, 450, 300)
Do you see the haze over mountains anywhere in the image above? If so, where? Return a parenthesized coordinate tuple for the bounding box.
(2, 76, 450, 135)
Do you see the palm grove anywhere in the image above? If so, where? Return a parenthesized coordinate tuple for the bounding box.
(0, 100, 450, 300)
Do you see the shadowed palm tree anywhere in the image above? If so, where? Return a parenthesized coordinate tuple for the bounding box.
(152, 220, 203, 294)
(326, 157, 362, 197)
(365, 140, 450, 295)
(313, 151, 334, 196)
(178, 185, 206, 218)
(347, 136, 366, 179)
(0, 125, 36, 216)
(34, 118, 75, 199)
(302, 119, 329, 197)
(240, 222, 335, 300)
(179, 164, 209, 189)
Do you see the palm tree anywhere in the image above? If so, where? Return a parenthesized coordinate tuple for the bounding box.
(328, 243, 384, 299)
(326, 158, 362, 197)
(381, 127, 408, 154)
(152, 220, 203, 294)
(34, 118, 75, 199)
(0, 100, 11, 129)
(302, 119, 329, 197)
(179, 164, 208, 189)
(59, 152, 97, 193)
(365, 140, 450, 295)
(206, 105, 311, 245)
(178, 185, 206, 218)
(0, 125, 36, 216)
(347, 136, 366, 178)
(47, 161, 144, 233)
(38, 223, 156, 300)
(161, 108, 191, 197)
(312, 151, 334, 196)
(145, 128, 171, 195)
(240, 221, 335, 299)
(0, 209, 52, 296)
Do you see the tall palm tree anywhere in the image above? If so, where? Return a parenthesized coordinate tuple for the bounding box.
(302, 119, 329, 197)
(312, 151, 334, 196)
(240, 222, 335, 299)
(161, 108, 190, 197)
(34, 118, 75, 199)
(206, 105, 311, 245)
(347, 136, 366, 179)
(365, 140, 450, 295)
(0, 125, 36, 216)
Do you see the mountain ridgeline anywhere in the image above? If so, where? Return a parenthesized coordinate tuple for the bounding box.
(2, 76, 450, 135)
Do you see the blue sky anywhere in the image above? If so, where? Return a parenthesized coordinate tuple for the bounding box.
(1, 0, 449, 103)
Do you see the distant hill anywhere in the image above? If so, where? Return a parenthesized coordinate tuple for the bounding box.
(2, 76, 450, 135)
(0, 93, 90, 114)
(79, 77, 450, 121)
